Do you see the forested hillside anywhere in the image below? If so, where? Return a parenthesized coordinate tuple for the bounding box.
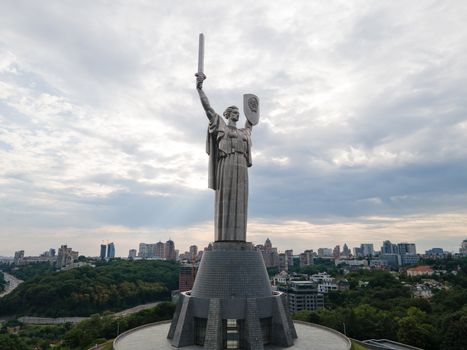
(293, 259, 467, 350)
(0, 302, 176, 350)
(0, 260, 179, 317)
(1, 262, 55, 282)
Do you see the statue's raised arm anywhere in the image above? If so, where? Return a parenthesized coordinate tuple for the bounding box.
(195, 73, 213, 117)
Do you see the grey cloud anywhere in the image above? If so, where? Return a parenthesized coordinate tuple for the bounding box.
(1, 1, 467, 255)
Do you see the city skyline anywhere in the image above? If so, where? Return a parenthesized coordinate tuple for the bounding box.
(3, 236, 466, 259)
(1, 1, 467, 256)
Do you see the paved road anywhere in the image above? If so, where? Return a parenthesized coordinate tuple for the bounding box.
(17, 301, 162, 325)
(18, 316, 88, 324)
(0, 271, 23, 298)
(113, 302, 160, 317)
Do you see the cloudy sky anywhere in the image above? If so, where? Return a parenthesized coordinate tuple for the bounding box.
(1, 1, 467, 257)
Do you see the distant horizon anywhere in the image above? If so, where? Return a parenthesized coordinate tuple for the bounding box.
(2, 234, 465, 259)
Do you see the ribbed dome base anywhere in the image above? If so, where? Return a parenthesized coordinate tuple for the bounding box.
(167, 241, 297, 349)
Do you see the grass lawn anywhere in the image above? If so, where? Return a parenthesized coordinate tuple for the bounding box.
(351, 340, 368, 350)
(101, 339, 114, 350)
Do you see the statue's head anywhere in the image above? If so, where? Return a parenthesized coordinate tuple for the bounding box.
(223, 106, 239, 121)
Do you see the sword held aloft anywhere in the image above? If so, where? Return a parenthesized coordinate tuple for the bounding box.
(197, 33, 204, 74)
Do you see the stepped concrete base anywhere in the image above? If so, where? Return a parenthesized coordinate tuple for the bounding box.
(167, 242, 297, 349)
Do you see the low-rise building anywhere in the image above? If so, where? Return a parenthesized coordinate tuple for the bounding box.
(400, 254, 420, 266)
(369, 259, 389, 269)
(406, 265, 434, 277)
(412, 283, 433, 299)
(309, 272, 338, 293)
(425, 248, 444, 257)
(128, 249, 137, 259)
(335, 259, 368, 271)
(379, 254, 400, 268)
(279, 281, 324, 313)
(272, 271, 289, 285)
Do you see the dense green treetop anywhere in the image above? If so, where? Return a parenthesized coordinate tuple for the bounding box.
(0, 262, 55, 282)
(0, 260, 179, 317)
(0, 334, 30, 350)
(0, 302, 176, 350)
(63, 301, 175, 349)
(294, 257, 467, 350)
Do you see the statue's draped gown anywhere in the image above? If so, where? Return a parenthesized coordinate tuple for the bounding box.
(206, 110, 252, 241)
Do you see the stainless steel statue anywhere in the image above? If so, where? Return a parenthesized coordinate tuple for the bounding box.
(195, 33, 259, 242)
(167, 35, 296, 350)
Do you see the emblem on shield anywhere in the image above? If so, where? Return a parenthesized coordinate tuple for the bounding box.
(243, 94, 260, 125)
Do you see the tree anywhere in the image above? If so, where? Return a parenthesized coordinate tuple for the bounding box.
(439, 306, 467, 350)
(0, 260, 178, 317)
(397, 307, 439, 350)
(293, 310, 312, 322)
(0, 334, 31, 350)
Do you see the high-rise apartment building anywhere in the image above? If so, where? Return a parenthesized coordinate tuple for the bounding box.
(342, 244, 350, 257)
(41, 248, 56, 257)
(460, 239, 467, 255)
(285, 249, 294, 268)
(139, 243, 156, 258)
(333, 245, 340, 258)
(299, 250, 314, 267)
(317, 248, 332, 258)
(381, 240, 399, 254)
(353, 247, 362, 257)
(56, 245, 76, 269)
(165, 239, 176, 260)
(278, 253, 287, 271)
(13, 250, 24, 265)
(107, 242, 115, 258)
(360, 243, 374, 257)
(258, 238, 280, 268)
(100, 244, 107, 259)
(155, 241, 165, 258)
(398, 243, 416, 255)
(189, 245, 198, 260)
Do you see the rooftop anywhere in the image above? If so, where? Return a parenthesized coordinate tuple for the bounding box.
(407, 266, 434, 272)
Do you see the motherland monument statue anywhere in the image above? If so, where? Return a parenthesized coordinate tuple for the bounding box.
(166, 34, 297, 350)
(195, 33, 259, 242)
(113, 34, 352, 350)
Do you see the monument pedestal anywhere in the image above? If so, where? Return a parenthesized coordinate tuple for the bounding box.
(168, 242, 297, 349)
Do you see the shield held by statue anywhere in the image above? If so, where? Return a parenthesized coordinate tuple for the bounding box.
(243, 94, 260, 125)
